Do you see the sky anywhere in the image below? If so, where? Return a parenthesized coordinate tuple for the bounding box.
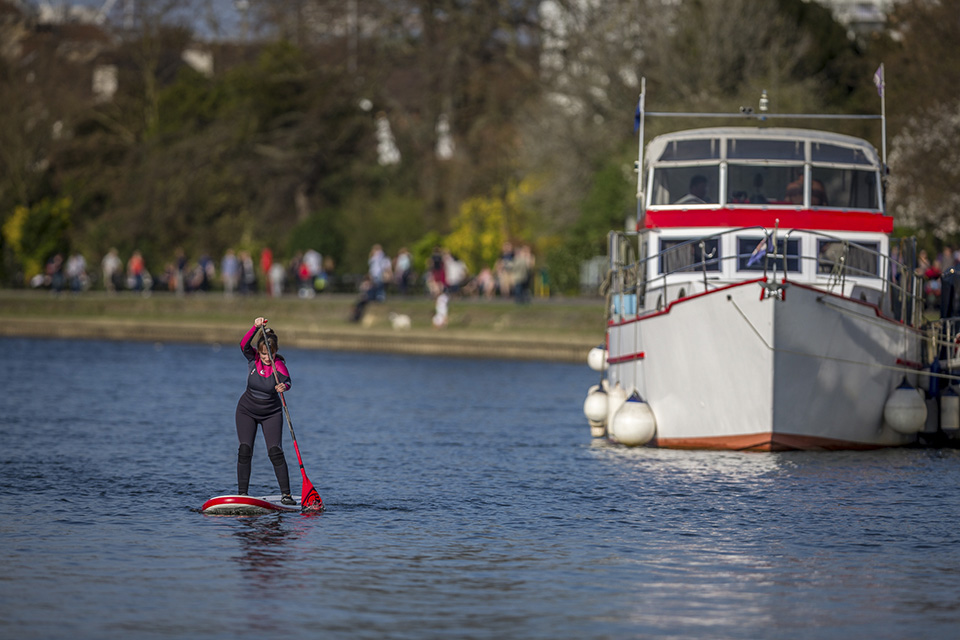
(23, 0, 248, 40)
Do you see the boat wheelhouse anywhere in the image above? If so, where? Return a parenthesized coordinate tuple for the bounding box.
(639, 126, 896, 312)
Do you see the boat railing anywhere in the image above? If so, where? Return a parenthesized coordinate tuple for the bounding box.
(930, 271, 960, 372)
(604, 228, 924, 327)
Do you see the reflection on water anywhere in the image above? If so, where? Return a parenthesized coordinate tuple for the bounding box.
(590, 439, 785, 476)
(584, 441, 960, 637)
(232, 516, 298, 580)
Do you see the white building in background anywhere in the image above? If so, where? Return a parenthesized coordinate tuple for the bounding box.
(92, 63, 117, 101)
(375, 112, 401, 166)
(35, 2, 100, 25)
(182, 46, 213, 77)
(435, 114, 454, 161)
(816, 0, 897, 37)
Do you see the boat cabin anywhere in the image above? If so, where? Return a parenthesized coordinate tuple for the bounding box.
(635, 127, 894, 300)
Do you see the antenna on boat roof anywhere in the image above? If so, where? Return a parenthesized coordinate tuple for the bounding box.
(875, 63, 887, 174)
(643, 76, 883, 125)
(633, 72, 889, 217)
(737, 89, 767, 117)
(635, 73, 888, 166)
(635, 77, 646, 212)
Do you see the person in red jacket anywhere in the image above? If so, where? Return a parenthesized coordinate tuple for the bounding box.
(236, 317, 294, 504)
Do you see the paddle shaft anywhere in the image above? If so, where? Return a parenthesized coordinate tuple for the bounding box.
(256, 323, 322, 512)
(258, 324, 308, 474)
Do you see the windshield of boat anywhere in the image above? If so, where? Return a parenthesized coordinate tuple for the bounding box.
(650, 167, 720, 205)
(647, 133, 881, 209)
(651, 165, 880, 208)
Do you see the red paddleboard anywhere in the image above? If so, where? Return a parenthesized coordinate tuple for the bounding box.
(201, 494, 301, 515)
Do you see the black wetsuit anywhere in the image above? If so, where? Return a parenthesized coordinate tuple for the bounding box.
(236, 325, 292, 495)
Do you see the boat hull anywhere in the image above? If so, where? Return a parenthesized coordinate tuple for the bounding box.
(606, 279, 923, 451)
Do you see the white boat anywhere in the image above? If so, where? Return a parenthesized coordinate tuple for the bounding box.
(582, 80, 958, 451)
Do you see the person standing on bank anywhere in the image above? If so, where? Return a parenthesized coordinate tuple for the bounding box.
(236, 316, 295, 504)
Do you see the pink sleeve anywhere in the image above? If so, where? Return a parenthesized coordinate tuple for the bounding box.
(275, 358, 291, 390)
(240, 325, 258, 356)
(275, 359, 290, 377)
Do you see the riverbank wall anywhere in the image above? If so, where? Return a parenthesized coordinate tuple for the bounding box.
(0, 290, 603, 364)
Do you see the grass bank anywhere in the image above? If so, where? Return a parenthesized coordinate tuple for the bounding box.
(0, 290, 606, 363)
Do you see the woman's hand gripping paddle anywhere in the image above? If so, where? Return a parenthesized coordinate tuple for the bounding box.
(259, 323, 324, 513)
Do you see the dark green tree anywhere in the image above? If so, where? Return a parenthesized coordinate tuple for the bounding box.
(878, 0, 960, 240)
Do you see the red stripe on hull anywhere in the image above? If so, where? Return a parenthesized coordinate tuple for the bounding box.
(606, 351, 644, 365)
(651, 432, 889, 452)
(643, 207, 893, 233)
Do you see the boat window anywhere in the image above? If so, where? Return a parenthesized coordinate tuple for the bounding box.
(651, 167, 720, 205)
(817, 240, 880, 277)
(726, 138, 804, 161)
(659, 238, 721, 274)
(727, 165, 801, 204)
(657, 138, 720, 161)
(782, 169, 819, 205)
(811, 168, 879, 209)
(737, 236, 801, 272)
(811, 143, 873, 166)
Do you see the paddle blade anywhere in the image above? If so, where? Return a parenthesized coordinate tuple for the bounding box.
(300, 478, 324, 513)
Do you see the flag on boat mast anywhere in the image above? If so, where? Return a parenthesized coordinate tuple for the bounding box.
(873, 63, 885, 97)
(747, 236, 769, 267)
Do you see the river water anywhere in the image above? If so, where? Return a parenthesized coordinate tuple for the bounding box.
(2, 336, 960, 639)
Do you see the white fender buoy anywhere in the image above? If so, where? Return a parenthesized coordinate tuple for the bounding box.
(918, 367, 930, 395)
(606, 385, 628, 439)
(583, 385, 608, 423)
(611, 392, 656, 446)
(940, 386, 960, 432)
(883, 380, 927, 435)
(588, 346, 608, 372)
(583, 385, 608, 438)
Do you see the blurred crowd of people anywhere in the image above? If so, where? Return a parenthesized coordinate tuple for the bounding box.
(916, 246, 960, 311)
(35, 246, 322, 297)
(349, 241, 538, 325)
(31, 241, 545, 308)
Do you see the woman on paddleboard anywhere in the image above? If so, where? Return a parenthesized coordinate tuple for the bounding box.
(236, 317, 295, 505)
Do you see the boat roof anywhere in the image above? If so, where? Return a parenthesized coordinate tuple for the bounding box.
(645, 127, 881, 168)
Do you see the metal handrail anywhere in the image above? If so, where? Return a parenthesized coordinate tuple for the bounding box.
(605, 228, 924, 328)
